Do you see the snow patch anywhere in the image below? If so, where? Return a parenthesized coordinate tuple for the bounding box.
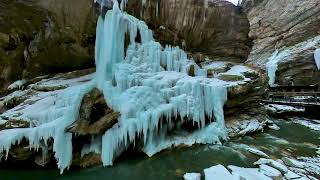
(265, 104, 305, 113)
(246, 147, 270, 158)
(183, 173, 201, 180)
(204, 165, 237, 180)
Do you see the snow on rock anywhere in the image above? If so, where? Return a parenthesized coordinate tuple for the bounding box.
(237, 119, 265, 136)
(222, 65, 254, 78)
(7, 80, 27, 90)
(268, 123, 280, 130)
(265, 104, 305, 113)
(314, 48, 320, 70)
(254, 158, 288, 174)
(259, 164, 282, 178)
(282, 157, 305, 169)
(291, 117, 320, 131)
(246, 147, 270, 158)
(201, 61, 229, 71)
(183, 173, 201, 180)
(227, 165, 271, 180)
(204, 165, 237, 180)
(284, 170, 301, 179)
(226, 118, 267, 137)
(297, 156, 320, 176)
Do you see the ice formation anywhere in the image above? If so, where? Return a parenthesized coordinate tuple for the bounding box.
(266, 50, 279, 87)
(314, 48, 320, 70)
(95, 1, 229, 166)
(0, 0, 251, 173)
(0, 82, 95, 173)
(266, 35, 320, 87)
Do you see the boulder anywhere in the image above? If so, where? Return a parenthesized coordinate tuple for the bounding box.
(67, 88, 120, 135)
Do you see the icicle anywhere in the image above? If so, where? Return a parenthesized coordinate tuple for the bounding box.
(266, 50, 279, 87)
(314, 48, 320, 70)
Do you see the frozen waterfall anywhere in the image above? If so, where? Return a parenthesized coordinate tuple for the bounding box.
(0, 0, 231, 173)
(95, 1, 228, 166)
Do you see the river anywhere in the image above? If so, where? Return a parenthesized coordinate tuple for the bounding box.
(0, 119, 319, 180)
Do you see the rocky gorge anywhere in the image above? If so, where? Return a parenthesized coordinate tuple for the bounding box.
(0, 0, 319, 179)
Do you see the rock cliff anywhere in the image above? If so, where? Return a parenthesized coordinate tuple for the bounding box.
(243, 0, 320, 85)
(0, 0, 97, 90)
(126, 0, 252, 63)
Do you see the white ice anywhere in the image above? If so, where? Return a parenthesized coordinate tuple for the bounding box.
(183, 173, 201, 180)
(204, 165, 237, 180)
(7, 79, 26, 90)
(246, 147, 270, 158)
(259, 164, 282, 178)
(228, 165, 271, 180)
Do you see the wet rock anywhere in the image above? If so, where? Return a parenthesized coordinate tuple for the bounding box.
(67, 88, 120, 135)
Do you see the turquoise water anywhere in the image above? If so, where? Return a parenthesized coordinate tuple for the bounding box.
(0, 119, 319, 180)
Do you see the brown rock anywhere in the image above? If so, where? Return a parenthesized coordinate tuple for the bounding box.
(67, 88, 120, 135)
(218, 74, 244, 81)
(0, 0, 97, 90)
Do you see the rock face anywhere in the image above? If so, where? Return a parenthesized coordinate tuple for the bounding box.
(243, 0, 320, 85)
(126, 0, 252, 63)
(0, 0, 97, 90)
